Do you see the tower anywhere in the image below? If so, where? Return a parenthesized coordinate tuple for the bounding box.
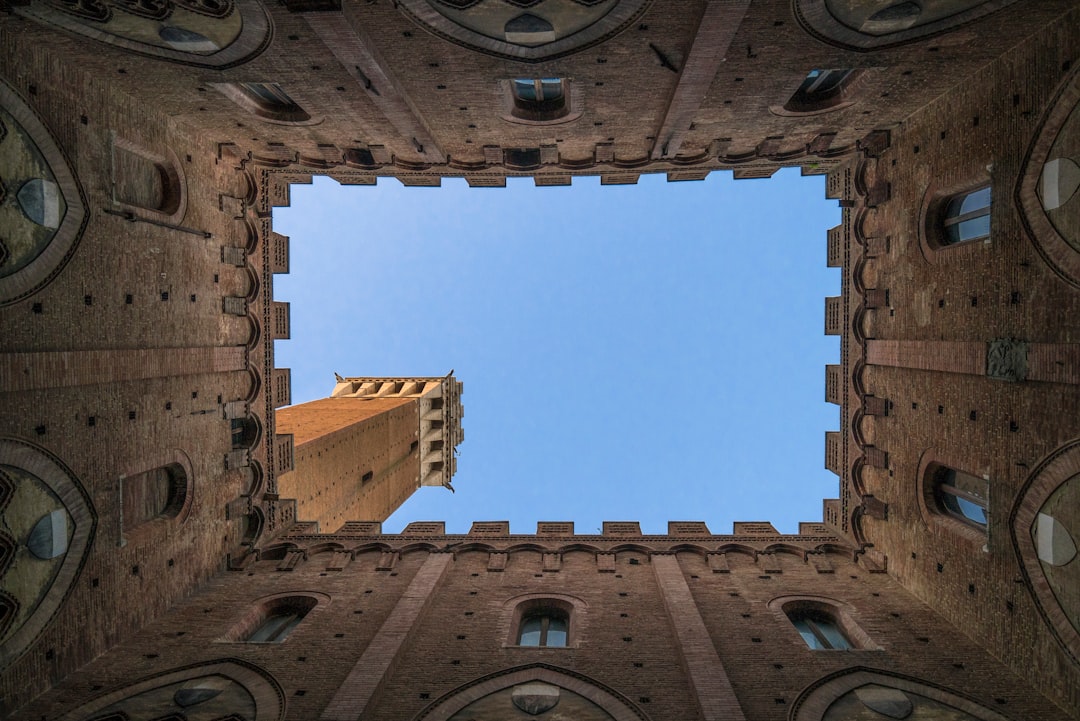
(274, 375, 463, 530)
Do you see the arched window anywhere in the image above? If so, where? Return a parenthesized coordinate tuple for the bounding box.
(112, 142, 184, 217)
(122, 463, 188, 528)
(940, 185, 991, 246)
(248, 611, 303, 643)
(236, 595, 319, 643)
(511, 78, 567, 121)
(518, 610, 569, 647)
(783, 69, 859, 113)
(787, 607, 852, 650)
(933, 466, 988, 528)
(214, 82, 312, 123)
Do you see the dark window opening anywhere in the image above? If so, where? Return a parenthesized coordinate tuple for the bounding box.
(510, 78, 569, 122)
(787, 608, 852, 650)
(518, 610, 568, 647)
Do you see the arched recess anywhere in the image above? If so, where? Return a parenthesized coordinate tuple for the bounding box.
(395, 0, 652, 63)
(1017, 63, 1080, 288)
(116, 449, 195, 539)
(767, 594, 880, 650)
(14, 0, 270, 68)
(915, 450, 990, 547)
(0, 80, 87, 306)
(500, 592, 589, 649)
(794, 0, 1020, 51)
(411, 663, 651, 721)
(1011, 439, 1080, 664)
(111, 137, 187, 224)
(0, 439, 94, 670)
(791, 667, 1011, 720)
(57, 658, 285, 720)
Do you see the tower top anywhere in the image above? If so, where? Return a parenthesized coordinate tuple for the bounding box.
(330, 374, 464, 490)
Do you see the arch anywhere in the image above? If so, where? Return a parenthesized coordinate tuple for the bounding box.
(411, 663, 650, 721)
(347, 541, 395, 556)
(0, 80, 87, 306)
(15, 0, 270, 68)
(395, 0, 652, 64)
(668, 543, 711, 558)
(220, 591, 330, 644)
(794, 0, 1021, 51)
(231, 414, 262, 452)
(110, 137, 187, 223)
(116, 449, 195, 531)
(768, 594, 879, 650)
(1010, 439, 1080, 664)
(715, 542, 759, 558)
(791, 667, 1011, 721)
(556, 542, 604, 555)
(255, 542, 298, 561)
(0, 439, 95, 670)
(762, 543, 808, 560)
(1016, 63, 1080, 288)
(240, 507, 264, 547)
(399, 541, 441, 555)
(212, 82, 318, 125)
(57, 659, 285, 721)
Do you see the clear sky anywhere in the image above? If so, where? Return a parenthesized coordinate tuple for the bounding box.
(273, 168, 841, 535)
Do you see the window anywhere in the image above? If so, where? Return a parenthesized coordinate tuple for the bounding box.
(940, 185, 991, 246)
(783, 69, 858, 113)
(248, 611, 303, 643)
(214, 82, 312, 123)
(933, 466, 988, 528)
(122, 463, 188, 528)
(235, 595, 320, 643)
(787, 608, 852, 650)
(511, 78, 567, 121)
(518, 611, 568, 647)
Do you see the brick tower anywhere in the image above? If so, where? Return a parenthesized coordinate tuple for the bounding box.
(274, 375, 463, 531)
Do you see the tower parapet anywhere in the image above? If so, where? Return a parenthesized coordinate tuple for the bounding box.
(330, 374, 464, 490)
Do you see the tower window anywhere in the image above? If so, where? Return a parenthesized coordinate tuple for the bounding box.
(940, 185, 991, 245)
(787, 608, 852, 650)
(518, 610, 568, 647)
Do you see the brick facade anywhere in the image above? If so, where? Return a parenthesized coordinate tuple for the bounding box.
(1, 0, 1079, 718)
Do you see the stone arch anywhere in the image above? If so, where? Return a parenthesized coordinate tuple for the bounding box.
(793, 0, 1020, 51)
(1017, 63, 1080, 288)
(1010, 439, 1080, 664)
(411, 663, 650, 721)
(791, 667, 1011, 720)
(0, 80, 87, 306)
(395, 0, 652, 63)
(0, 439, 95, 669)
(58, 658, 284, 720)
(14, 0, 270, 68)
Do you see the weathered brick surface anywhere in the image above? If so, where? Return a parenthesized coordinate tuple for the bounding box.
(1, 0, 1079, 718)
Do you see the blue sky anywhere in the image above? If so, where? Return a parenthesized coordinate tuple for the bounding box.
(273, 168, 841, 535)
